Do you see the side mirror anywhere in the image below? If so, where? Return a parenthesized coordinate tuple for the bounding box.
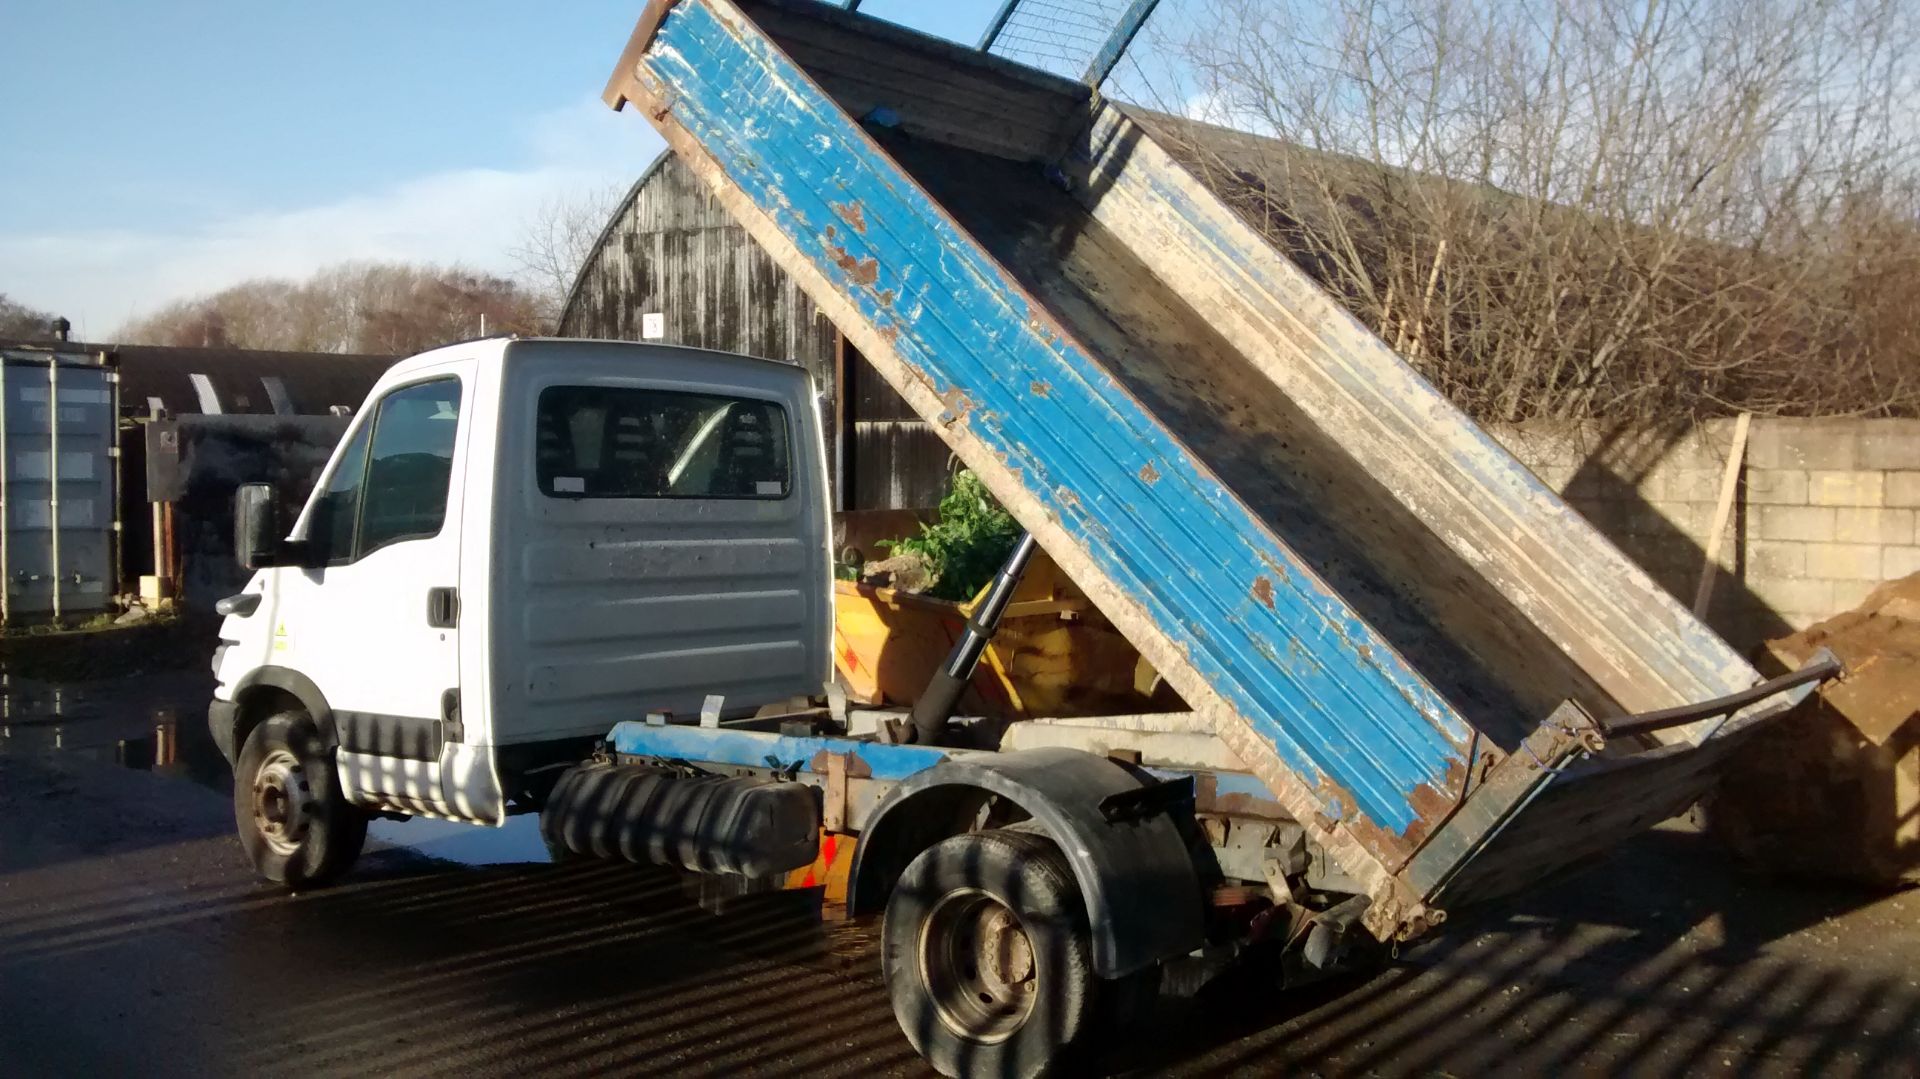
(234, 483, 283, 570)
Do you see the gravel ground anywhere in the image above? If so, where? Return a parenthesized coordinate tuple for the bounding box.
(1, 642, 1916, 1077)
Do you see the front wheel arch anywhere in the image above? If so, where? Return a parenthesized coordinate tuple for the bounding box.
(228, 666, 335, 756)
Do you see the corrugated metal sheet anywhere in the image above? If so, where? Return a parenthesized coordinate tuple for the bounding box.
(607, 0, 1776, 933)
(0, 349, 117, 623)
(617, 0, 1474, 859)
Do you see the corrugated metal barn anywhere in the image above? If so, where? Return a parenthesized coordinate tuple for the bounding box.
(559, 151, 949, 511)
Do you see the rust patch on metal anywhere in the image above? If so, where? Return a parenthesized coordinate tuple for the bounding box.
(1030, 380, 1051, 397)
(828, 245, 879, 287)
(1401, 767, 1468, 842)
(938, 386, 974, 422)
(878, 289, 896, 307)
(1257, 552, 1293, 583)
(1316, 753, 1473, 879)
(1139, 462, 1160, 484)
(877, 324, 900, 345)
(1251, 576, 1276, 610)
(832, 201, 868, 234)
(808, 749, 874, 779)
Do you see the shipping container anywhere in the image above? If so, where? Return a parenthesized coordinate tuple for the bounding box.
(0, 347, 118, 623)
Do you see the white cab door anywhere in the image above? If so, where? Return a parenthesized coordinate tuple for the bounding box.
(276, 366, 473, 816)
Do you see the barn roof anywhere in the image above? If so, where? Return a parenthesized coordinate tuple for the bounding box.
(0, 337, 394, 416)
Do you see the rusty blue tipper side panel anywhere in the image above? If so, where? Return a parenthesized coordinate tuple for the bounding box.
(619, 0, 1472, 849)
(606, 1, 1815, 938)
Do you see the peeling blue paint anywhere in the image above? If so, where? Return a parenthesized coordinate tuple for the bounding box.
(637, 1, 1471, 834)
(610, 720, 954, 781)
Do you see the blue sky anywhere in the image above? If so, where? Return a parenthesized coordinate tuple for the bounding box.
(0, 1, 1018, 337)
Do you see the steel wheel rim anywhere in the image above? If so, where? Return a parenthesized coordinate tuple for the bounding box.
(252, 747, 313, 857)
(919, 887, 1039, 1044)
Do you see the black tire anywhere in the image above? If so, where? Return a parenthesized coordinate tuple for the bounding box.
(884, 829, 1096, 1078)
(233, 711, 367, 888)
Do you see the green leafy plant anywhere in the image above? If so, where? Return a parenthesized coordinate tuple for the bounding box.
(880, 470, 1023, 601)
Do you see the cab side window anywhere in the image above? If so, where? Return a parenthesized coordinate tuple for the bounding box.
(359, 379, 462, 556)
(306, 378, 461, 564)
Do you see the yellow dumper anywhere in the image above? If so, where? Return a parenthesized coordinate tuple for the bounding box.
(831, 548, 1170, 720)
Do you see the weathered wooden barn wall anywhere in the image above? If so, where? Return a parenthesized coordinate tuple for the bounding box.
(559, 152, 946, 511)
(842, 339, 951, 511)
(560, 153, 834, 376)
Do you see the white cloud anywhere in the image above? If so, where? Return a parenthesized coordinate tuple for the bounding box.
(1, 99, 666, 338)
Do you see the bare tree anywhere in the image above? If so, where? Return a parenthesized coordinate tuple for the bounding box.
(118, 261, 544, 355)
(0, 293, 60, 340)
(1161, 0, 1920, 423)
(509, 181, 628, 331)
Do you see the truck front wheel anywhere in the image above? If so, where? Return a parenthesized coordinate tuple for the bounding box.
(884, 829, 1095, 1078)
(233, 711, 367, 887)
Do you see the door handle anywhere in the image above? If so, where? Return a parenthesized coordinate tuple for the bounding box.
(427, 586, 459, 628)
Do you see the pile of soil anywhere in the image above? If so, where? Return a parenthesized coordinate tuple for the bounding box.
(1705, 575, 1920, 886)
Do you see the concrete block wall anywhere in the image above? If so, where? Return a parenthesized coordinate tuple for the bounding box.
(1488, 418, 1920, 653)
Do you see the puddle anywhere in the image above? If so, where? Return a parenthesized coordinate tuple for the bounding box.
(366, 814, 553, 865)
(0, 666, 556, 869)
(0, 669, 232, 787)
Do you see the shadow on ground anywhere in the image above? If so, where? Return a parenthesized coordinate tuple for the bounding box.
(3, 755, 1915, 1079)
(1128, 825, 1919, 1077)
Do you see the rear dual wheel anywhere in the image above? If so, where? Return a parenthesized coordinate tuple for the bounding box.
(884, 829, 1156, 1078)
(233, 711, 367, 887)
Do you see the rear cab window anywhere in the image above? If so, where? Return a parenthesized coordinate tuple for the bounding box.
(536, 385, 791, 499)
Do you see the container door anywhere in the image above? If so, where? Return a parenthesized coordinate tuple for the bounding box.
(0, 357, 116, 624)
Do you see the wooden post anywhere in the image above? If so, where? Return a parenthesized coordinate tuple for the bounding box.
(1693, 413, 1753, 617)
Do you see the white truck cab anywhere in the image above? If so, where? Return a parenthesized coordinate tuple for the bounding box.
(210, 337, 831, 879)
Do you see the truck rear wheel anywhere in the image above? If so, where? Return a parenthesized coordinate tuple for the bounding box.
(883, 829, 1095, 1078)
(233, 711, 367, 888)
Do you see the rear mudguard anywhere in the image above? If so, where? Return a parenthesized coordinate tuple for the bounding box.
(848, 747, 1204, 978)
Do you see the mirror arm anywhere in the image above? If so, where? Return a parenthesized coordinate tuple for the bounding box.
(273, 538, 316, 569)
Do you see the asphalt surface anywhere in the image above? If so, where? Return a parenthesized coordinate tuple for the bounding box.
(2, 654, 1918, 1077)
